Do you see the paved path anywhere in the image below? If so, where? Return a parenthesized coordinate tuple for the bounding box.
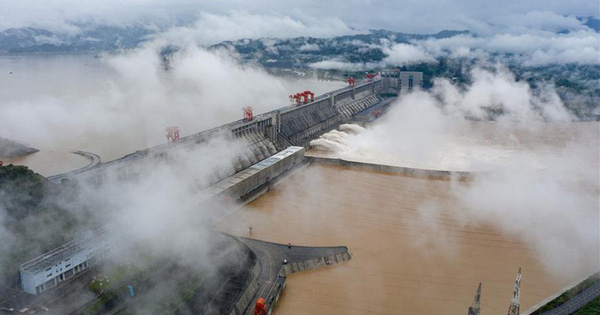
(542, 281, 600, 315)
(47, 151, 100, 183)
(238, 238, 349, 314)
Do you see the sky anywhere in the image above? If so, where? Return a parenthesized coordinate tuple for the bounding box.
(0, 0, 598, 36)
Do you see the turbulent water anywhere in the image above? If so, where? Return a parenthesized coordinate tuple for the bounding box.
(309, 121, 599, 173)
(216, 165, 583, 314)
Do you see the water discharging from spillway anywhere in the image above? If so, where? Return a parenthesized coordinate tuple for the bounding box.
(218, 120, 599, 314)
(216, 164, 594, 314)
(309, 121, 599, 173)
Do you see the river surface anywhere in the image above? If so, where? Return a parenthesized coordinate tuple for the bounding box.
(216, 165, 591, 314)
(0, 54, 345, 176)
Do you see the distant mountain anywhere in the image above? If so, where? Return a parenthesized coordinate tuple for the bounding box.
(209, 30, 472, 68)
(0, 25, 155, 53)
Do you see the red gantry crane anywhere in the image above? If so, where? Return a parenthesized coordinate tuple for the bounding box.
(165, 126, 180, 143)
(347, 76, 356, 86)
(243, 106, 254, 121)
(289, 90, 314, 106)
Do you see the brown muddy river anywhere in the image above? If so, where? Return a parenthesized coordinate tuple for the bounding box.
(217, 165, 593, 314)
(1, 150, 89, 176)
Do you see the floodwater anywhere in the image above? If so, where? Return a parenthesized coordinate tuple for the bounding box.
(216, 165, 593, 314)
(0, 151, 89, 177)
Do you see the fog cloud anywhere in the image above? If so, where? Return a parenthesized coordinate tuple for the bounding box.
(0, 43, 310, 160)
(310, 66, 599, 278)
(1, 0, 597, 35)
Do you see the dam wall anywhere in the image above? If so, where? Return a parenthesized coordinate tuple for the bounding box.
(278, 98, 343, 147)
(203, 146, 305, 223)
(306, 156, 477, 181)
(280, 251, 352, 276)
(229, 262, 261, 315)
(278, 80, 384, 146)
(58, 79, 386, 188)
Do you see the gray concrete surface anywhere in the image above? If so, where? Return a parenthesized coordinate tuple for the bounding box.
(47, 151, 101, 183)
(306, 155, 477, 180)
(236, 238, 351, 315)
(541, 281, 600, 315)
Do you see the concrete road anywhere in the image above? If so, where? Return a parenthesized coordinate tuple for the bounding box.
(238, 237, 349, 314)
(47, 150, 101, 183)
(542, 281, 600, 315)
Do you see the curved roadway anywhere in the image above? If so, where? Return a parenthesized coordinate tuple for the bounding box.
(47, 151, 101, 183)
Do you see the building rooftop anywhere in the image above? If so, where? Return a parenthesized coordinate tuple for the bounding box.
(20, 229, 105, 273)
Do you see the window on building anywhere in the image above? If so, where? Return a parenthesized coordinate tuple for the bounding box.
(408, 75, 414, 91)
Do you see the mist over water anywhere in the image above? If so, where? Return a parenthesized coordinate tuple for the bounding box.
(0, 51, 344, 163)
(310, 67, 599, 278)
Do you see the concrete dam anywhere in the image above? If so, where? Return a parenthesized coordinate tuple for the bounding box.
(6, 71, 595, 314)
(4, 77, 392, 314)
(57, 77, 386, 193)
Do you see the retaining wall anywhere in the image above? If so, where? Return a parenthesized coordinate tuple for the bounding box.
(306, 156, 477, 180)
(229, 263, 261, 315)
(280, 251, 352, 276)
(203, 146, 305, 223)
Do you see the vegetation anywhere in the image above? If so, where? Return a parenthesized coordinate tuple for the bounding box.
(533, 272, 599, 313)
(574, 296, 600, 315)
(0, 164, 91, 287)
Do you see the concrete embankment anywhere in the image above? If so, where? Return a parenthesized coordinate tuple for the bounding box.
(523, 271, 600, 315)
(203, 146, 306, 224)
(230, 263, 261, 315)
(47, 151, 101, 183)
(280, 251, 352, 276)
(306, 155, 477, 180)
(233, 238, 352, 315)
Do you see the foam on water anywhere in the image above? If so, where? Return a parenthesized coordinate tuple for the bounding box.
(339, 123, 365, 134)
(309, 124, 364, 152)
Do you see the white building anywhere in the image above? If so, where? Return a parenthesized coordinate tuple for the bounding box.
(381, 70, 423, 95)
(398, 71, 423, 94)
(19, 230, 109, 295)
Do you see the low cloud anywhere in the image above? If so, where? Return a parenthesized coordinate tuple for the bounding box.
(310, 66, 598, 278)
(416, 29, 600, 66)
(0, 44, 294, 160)
(150, 11, 359, 47)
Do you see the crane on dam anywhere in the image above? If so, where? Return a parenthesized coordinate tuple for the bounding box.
(165, 126, 180, 143)
(507, 268, 522, 315)
(289, 90, 314, 105)
(243, 106, 254, 121)
(347, 76, 356, 86)
(468, 282, 482, 315)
